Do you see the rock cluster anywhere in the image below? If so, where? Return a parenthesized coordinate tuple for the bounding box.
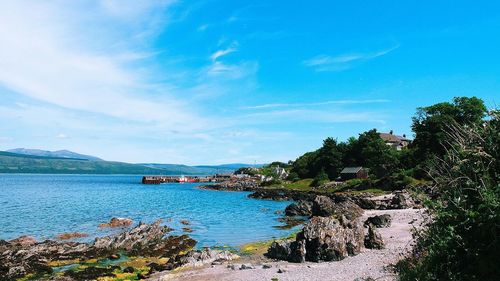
(173, 247, 239, 268)
(284, 200, 313, 216)
(267, 215, 364, 263)
(98, 217, 133, 228)
(0, 221, 196, 281)
(311, 196, 364, 220)
(200, 180, 259, 192)
(249, 188, 317, 201)
(354, 191, 420, 210)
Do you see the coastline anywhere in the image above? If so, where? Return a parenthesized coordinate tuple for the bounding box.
(151, 208, 425, 281)
(1, 177, 424, 281)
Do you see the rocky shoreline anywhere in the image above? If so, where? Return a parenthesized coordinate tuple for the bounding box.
(2, 181, 422, 281)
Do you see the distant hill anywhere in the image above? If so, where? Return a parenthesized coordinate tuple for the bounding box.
(0, 150, 260, 175)
(6, 148, 102, 161)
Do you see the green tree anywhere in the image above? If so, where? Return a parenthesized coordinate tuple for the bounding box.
(291, 151, 318, 178)
(411, 96, 487, 164)
(312, 137, 343, 179)
(312, 169, 329, 187)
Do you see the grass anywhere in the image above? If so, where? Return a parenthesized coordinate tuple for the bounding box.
(265, 178, 390, 195)
(266, 178, 314, 191)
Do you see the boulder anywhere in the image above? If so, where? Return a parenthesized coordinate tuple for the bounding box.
(285, 200, 313, 216)
(311, 195, 336, 216)
(267, 240, 292, 261)
(57, 232, 89, 240)
(267, 216, 364, 263)
(390, 191, 418, 209)
(93, 220, 187, 256)
(364, 224, 385, 249)
(98, 217, 133, 228)
(364, 214, 392, 228)
(312, 196, 364, 220)
(167, 248, 238, 269)
(8, 236, 37, 247)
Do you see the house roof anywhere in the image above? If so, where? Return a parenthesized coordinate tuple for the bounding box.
(340, 167, 363, 174)
(379, 133, 410, 143)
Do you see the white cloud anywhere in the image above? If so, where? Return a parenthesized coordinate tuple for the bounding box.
(303, 45, 400, 72)
(210, 41, 238, 62)
(242, 99, 390, 109)
(0, 0, 205, 132)
(240, 109, 386, 124)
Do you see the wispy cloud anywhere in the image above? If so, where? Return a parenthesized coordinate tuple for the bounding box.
(197, 24, 209, 31)
(210, 41, 238, 61)
(0, 1, 206, 131)
(240, 109, 387, 124)
(242, 99, 390, 109)
(304, 45, 400, 72)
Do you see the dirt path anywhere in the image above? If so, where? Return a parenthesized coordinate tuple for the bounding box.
(150, 209, 424, 281)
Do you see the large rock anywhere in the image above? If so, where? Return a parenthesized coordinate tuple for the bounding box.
(267, 216, 364, 263)
(390, 191, 418, 209)
(98, 217, 133, 228)
(364, 224, 385, 249)
(311, 196, 336, 216)
(8, 236, 37, 247)
(171, 248, 239, 268)
(93, 220, 194, 257)
(285, 200, 313, 216)
(312, 196, 364, 220)
(354, 191, 421, 210)
(364, 214, 392, 228)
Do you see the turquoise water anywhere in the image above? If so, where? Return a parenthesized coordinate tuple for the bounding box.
(0, 174, 294, 247)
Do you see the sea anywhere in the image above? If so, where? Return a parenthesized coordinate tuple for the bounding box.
(0, 174, 295, 247)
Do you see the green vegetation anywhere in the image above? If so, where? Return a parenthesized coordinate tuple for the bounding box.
(279, 96, 497, 279)
(287, 96, 488, 191)
(0, 151, 234, 175)
(397, 109, 499, 281)
(290, 129, 400, 183)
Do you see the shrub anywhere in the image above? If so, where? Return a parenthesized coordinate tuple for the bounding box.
(398, 110, 500, 281)
(311, 170, 329, 187)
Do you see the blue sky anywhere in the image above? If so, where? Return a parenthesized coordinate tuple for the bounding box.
(0, 0, 499, 164)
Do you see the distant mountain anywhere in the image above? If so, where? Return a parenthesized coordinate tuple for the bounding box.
(0, 150, 259, 175)
(6, 148, 102, 161)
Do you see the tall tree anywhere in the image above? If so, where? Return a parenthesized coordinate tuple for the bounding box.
(411, 97, 487, 163)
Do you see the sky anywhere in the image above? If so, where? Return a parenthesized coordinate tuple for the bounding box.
(0, 0, 499, 165)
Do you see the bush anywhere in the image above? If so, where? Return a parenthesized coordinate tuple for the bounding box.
(311, 170, 329, 187)
(376, 171, 414, 191)
(398, 111, 500, 281)
(286, 172, 300, 182)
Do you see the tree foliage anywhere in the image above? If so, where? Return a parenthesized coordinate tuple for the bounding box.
(411, 96, 487, 164)
(290, 129, 400, 180)
(398, 110, 500, 281)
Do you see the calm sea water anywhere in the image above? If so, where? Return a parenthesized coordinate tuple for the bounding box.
(0, 174, 294, 247)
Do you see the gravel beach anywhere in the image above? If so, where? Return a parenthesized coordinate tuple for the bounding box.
(150, 208, 425, 281)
